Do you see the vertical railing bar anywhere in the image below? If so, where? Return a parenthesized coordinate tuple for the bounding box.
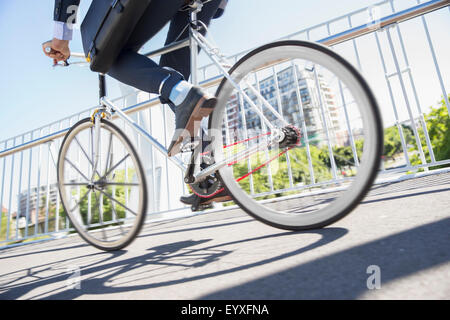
(390, 2, 436, 165)
(313, 67, 338, 180)
(255, 73, 275, 192)
(161, 105, 172, 209)
(272, 66, 294, 189)
(98, 113, 105, 228)
(24, 132, 34, 238)
(148, 108, 158, 214)
(302, 31, 317, 184)
(76, 122, 82, 229)
(385, 27, 427, 167)
(108, 115, 117, 225)
(405, 67, 436, 165)
(34, 130, 43, 235)
(15, 136, 25, 240)
(338, 80, 360, 167)
(87, 125, 94, 226)
(418, 2, 450, 115)
(55, 123, 62, 232)
(347, 16, 363, 71)
(224, 101, 233, 169)
(292, 64, 316, 184)
(65, 120, 73, 229)
(112, 154, 118, 223)
(135, 111, 143, 214)
(190, 8, 199, 86)
(238, 88, 255, 195)
(0, 142, 7, 237)
(123, 118, 129, 211)
(44, 142, 51, 234)
(6, 138, 16, 241)
(374, 30, 411, 166)
(326, 18, 342, 179)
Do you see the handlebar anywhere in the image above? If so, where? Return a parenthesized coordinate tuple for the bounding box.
(43, 40, 87, 68)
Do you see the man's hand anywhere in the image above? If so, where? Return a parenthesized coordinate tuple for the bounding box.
(42, 38, 71, 63)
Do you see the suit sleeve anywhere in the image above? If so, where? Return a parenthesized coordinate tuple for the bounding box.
(54, 0, 81, 23)
(213, 0, 228, 19)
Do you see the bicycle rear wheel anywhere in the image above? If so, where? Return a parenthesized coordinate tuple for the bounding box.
(57, 118, 147, 251)
(209, 40, 383, 230)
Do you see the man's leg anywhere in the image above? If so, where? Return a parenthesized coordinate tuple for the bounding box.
(108, 0, 218, 157)
(160, 0, 222, 154)
(160, 0, 222, 81)
(107, 0, 186, 101)
(159, 0, 231, 208)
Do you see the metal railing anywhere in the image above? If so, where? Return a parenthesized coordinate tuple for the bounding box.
(0, 0, 448, 248)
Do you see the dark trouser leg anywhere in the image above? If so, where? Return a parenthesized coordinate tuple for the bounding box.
(160, 0, 222, 155)
(160, 0, 222, 81)
(107, 0, 186, 101)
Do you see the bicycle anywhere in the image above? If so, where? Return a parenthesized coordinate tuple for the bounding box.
(56, 0, 383, 251)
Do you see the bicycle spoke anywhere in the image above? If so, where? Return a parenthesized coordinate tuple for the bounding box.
(100, 154, 130, 182)
(93, 191, 107, 240)
(102, 182, 140, 186)
(94, 186, 138, 216)
(74, 136, 102, 177)
(58, 117, 147, 250)
(110, 200, 126, 236)
(206, 40, 382, 231)
(69, 188, 91, 214)
(103, 131, 113, 176)
(65, 158, 90, 182)
(64, 182, 90, 186)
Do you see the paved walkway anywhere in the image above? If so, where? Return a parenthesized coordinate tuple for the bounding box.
(0, 172, 449, 300)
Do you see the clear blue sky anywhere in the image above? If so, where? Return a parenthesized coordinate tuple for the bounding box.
(0, 0, 448, 142)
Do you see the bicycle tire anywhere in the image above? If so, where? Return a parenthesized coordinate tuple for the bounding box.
(57, 117, 148, 251)
(209, 40, 383, 230)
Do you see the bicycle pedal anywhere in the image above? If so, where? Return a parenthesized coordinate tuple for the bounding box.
(181, 140, 200, 153)
(191, 202, 214, 212)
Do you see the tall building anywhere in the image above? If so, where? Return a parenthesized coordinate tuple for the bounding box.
(223, 65, 348, 147)
(18, 184, 59, 222)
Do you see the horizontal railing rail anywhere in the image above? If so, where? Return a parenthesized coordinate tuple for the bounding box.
(320, 0, 449, 45)
(2, 0, 447, 159)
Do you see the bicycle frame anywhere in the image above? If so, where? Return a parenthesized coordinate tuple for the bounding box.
(96, 0, 288, 184)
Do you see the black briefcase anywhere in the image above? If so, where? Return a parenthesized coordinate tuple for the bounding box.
(81, 0, 152, 73)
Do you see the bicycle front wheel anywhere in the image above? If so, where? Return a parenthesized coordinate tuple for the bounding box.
(209, 40, 383, 230)
(57, 118, 147, 251)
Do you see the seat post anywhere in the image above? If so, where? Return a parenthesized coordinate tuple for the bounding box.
(99, 73, 106, 102)
(189, 1, 203, 86)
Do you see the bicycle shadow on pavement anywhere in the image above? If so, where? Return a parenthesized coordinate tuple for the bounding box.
(0, 226, 348, 299)
(199, 217, 450, 299)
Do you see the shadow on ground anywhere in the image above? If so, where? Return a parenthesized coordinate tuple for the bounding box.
(200, 218, 450, 299)
(0, 226, 348, 299)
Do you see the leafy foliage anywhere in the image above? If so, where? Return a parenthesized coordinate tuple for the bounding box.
(383, 125, 414, 159)
(408, 96, 450, 168)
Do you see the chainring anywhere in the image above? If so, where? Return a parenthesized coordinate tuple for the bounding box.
(190, 174, 222, 198)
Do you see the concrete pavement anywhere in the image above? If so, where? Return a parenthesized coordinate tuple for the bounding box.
(0, 172, 449, 299)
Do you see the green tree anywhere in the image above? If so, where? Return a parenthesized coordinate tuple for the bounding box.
(409, 96, 450, 168)
(383, 125, 414, 159)
(331, 139, 364, 171)
(232, 144, 334, 199)
(424, 97, 450, 163)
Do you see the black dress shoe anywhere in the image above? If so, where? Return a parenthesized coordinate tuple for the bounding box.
(167, 86, 217, 157)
